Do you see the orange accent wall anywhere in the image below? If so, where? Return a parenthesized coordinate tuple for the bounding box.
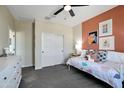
(82, 6, 124, 52)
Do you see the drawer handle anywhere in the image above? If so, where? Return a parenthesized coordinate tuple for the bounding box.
(14, 66, 16, 68)
(4, 77, 7, 80)
(14, 77, 16, 80)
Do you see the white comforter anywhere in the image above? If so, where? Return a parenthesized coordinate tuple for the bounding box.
(67, 57, 124, 88)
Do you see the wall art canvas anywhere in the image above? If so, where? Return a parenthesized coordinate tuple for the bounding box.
(88, 31, 97, 44)
(99, 36, 115, 50)
(99, 19, 112, 36)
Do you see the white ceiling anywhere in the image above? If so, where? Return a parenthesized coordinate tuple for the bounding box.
(7, 5, 117, 27)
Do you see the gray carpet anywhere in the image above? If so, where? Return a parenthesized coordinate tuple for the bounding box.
(19, 64, 112, 88)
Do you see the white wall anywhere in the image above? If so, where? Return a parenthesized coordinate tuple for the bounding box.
(73, 24, 82, 53)
(15, 21, 33, 67)
(35, 20, 73, 69)
(0, 6, 15, 55)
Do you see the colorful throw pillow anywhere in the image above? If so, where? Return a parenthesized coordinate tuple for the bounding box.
(84, 50, 99, 62)
(97, 50, 108, 62)
(86, 50, 95, 55)
(84, 50, 92, 61)
(90, 51, 99, 62)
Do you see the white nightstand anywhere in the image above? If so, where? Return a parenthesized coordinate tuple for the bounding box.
(70, 53, 81, 58)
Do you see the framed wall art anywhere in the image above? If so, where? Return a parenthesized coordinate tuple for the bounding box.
(99, 36, 115, 50)
(99, 19, 112, 36)
(88, 31, 97, 44)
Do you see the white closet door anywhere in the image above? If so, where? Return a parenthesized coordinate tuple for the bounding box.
(41, 32, 64, 67)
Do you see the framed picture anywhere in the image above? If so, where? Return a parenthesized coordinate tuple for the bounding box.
(99, 36, 115, 50)
(99, 19, 112, 36)
(88, 31, 97, 44)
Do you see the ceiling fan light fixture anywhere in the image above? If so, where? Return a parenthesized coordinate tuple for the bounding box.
(64, 5, 71, 11)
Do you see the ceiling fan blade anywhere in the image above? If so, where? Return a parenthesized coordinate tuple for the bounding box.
(54, 7, 64, 15)
(69, 9, 75, 17)
(71, 5, 89, 7)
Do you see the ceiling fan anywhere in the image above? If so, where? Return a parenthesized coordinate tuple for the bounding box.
(54, 5, 88, 17)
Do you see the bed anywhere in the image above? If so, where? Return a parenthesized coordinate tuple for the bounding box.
(67, 56, 124, 88)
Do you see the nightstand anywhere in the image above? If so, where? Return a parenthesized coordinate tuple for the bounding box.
(65, 53, 81, 64)
(70, 53, 81, 58)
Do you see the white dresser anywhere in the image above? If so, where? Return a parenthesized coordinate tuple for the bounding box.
(0, 56, 22, 88)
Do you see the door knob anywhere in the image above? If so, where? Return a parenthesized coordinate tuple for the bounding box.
(42, 51, 44, 53)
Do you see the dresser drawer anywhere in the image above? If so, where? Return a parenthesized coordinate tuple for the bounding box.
(12, 61, 21, 73)
(6, 77, 17, 88)
(0, 56, 22, 88)
(0, 66, 14, 87)
(6, 72, 21, 88)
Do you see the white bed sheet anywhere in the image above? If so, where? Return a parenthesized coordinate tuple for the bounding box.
(67, 57, 124, 88)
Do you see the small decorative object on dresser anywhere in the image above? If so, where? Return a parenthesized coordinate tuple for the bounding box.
(0, 56, 22, 88)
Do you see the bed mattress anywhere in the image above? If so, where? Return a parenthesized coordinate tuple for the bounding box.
(67, 57, 124, 88)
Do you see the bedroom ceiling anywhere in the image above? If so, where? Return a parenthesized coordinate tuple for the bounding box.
(7, 5, 117, 27)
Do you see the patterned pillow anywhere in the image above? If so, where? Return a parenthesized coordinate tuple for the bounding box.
(91, 51, 99, 62)
(84, 50, 98, 61)
(86, 50, 95, 55)
(97, 50, 108, 62)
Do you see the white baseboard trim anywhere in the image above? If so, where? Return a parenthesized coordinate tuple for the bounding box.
(22, 64, 34, 68)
